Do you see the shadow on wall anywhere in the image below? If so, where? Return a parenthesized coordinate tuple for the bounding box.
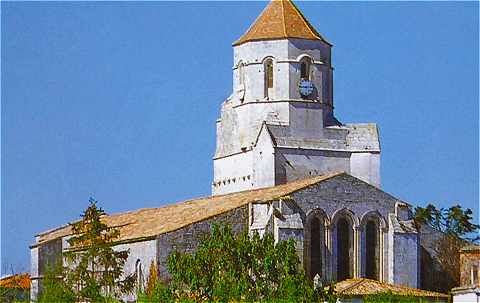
(420, 246, 456, 293)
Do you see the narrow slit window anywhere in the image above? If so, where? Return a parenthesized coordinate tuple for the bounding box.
(238, 62, 245, 86)
(264, 59, 273, 98)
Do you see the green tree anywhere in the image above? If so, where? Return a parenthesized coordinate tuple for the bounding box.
(414, 203, 479, 289)
(145, 261, 158, 297)
(63, 198, 135, 302)
(38, 265, 75, 303)
(166, 224, 336, 303)
(414, 203, 479, 241)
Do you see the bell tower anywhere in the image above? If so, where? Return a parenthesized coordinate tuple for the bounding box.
(213, 0, 381, 195)
(232, 0, 334, 107)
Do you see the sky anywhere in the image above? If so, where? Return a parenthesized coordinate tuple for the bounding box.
(2, 1, 478, 275)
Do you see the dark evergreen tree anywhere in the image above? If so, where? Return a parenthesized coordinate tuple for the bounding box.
(64, 198, 135, 302)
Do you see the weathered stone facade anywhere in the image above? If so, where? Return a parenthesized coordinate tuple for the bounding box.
(452, 245, 480, 302)
(156, 206, 249, 279)
(212, 0, 380, 196)
(30, 171, 456, 301)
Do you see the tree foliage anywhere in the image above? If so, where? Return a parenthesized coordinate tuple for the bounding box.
(38, 265, 75, 303)
(414, 203, 479, 290)
(62, 198, 135, 302)
(145, 260, 158, 297)
(152, 224, 336, 303)
(413, 203, 479, 241)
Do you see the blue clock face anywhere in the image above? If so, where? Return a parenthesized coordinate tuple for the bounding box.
(299, 79, 314, 97)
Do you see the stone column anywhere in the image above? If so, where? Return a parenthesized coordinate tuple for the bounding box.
(328, 224, 335, 281)
(354, 226, 360, 278)
(380, 227, 388, 282)
(324, 222, 331, 281)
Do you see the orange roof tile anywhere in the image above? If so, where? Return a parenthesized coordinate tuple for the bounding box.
(336, 278, 448, 299)
(0, 274, 31, 289)
(233, 0, 330, 46)
(34, 172, 344, 246)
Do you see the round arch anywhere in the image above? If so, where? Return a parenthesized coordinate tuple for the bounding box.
(295, 53, 315, 63)
(262, 57, 275, 99)
(360, 210, 387, 230)
(331, 208, 359, 229)
(331, 208, 358, 282)
(304, 208, 329, 280)
(359, 211, 385, 281)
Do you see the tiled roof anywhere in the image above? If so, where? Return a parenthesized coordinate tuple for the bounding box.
(0, 273, 30, 289)
(35, 172, 344, 246)
(233, 0, 329, 46)
(336, 278, 448, 299)
(265, 123, 380, 152)
(461, 244, 480, 252)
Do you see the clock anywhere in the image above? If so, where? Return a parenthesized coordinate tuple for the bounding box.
(299, 79, 314, 97)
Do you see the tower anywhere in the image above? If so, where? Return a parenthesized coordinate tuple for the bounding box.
(213, 0, 380, 195)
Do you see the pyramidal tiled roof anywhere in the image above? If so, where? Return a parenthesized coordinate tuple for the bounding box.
(233, 0, 330, 46)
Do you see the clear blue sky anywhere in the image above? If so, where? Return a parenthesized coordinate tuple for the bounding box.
(2, 1, 478, 275)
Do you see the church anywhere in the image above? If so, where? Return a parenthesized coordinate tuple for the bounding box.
(30, 0, 451, 301)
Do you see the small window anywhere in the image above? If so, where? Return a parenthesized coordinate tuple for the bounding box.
(135, 259, 144, 291)
(472, 264, 479, 285)
(264, 59, 273, 98)
(238, 62, 245, 86)
(300, 57, 312, 80)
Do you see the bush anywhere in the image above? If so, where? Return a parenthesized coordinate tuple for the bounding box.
(38, 266, 75, 303)
(139, 224, 336, 303)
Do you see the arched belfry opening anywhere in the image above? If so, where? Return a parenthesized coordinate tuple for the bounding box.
(300, 57, 312, 80)
(304, 209, 327, 280)
(365, 220, 379, 279)
(264, 58, 274, 99)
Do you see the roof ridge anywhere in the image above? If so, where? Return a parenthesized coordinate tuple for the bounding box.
(281, 0, 287, 37)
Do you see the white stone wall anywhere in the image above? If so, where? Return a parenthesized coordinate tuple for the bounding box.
(213, 151, 254, 195)
(214, 37, 380, 195)
(234, 40, 290, 102)
(392, 232, 419, 288)
(453, 291, 480, 303)
(30, 246, 39, 302)
(350, 152, 381, 188)
(114, 240, 157, 302)
(253, 126, 276, 188)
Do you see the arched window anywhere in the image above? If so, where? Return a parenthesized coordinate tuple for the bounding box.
(310, 217, 322, 278)
(365, 220, 379, 280)
(304, 209, 327, 281)
(336, 217, 353, 281)
(360, 212, 384, 281)
(300, 57, 312, 80)
(264, 59, 273, 98)
(135, 259, 144, 292)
